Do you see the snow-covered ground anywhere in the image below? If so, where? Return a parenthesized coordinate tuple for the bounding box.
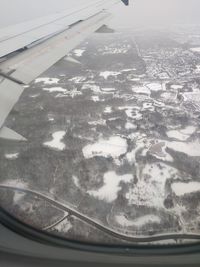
(115, 214, 161, 227)
(171, 84, 183, 90)
(160, 91, 177, 102)
(47, 114, 55, 122)
(100, 46, 130, 55)
(29, 93, 40, 98)
(125, 109, 143, 120)
(55, 88, 82, 98)
(190, 47, 200, 53)
(101, 87, 116, 92)
(2, 179, 27, 189)
(68, 76, 86, 83)
(100, 71, 121, 80)
(146, 82, 163, 92)
(43, 87, 67, 93)
(35, 77, 59, 84)
(142, 102, 155, 112)
(166, 140, 200, 157)
(194, 65, 200, 73)
(126, 163, 179, 208)
(182, 92, 200, 102)
(181, 92, 200, 111)
(172, 181, 200, 196)
(88, 171, 133, 202)
(104, 106, 112, 113)
(53, 218, 72, 233)
(72, 176, 80, 188)
(91, 96, 100, 102)
(153, 100, 165, 107)
(73, 49, 85, 57)
(82, 136, 127, 159)
(88, 119, 106, 126)
(132, 86, 151, 95)
(122, 68, 136, 72)
(44, 131, 66, 151)
(125, 122, 137, 130)
(167, 126, 196, 141)
(5, 153, 19, 160)
(13, 191, 25, 203)
(126, 133, 149, 164)
(81, 84, 101, 93)
(119, 106, 143, 120)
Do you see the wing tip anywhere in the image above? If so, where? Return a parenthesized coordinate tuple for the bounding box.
(0, 127, 27, 141)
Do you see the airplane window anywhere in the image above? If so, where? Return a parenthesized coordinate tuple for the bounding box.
(1, 0, 200, 248)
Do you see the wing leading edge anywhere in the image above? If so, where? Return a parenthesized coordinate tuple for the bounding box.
(0, 0, 129, 140)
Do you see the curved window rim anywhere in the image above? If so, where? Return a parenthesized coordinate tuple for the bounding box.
(1, 207, 200, 257)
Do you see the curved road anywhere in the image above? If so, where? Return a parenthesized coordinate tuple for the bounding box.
(1, 184, 200, 243)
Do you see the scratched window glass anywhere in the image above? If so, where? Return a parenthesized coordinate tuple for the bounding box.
(1, 0, 200, 245)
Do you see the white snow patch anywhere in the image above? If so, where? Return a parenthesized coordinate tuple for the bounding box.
(44, 131, 66, 151)
(195, 65, 200, 73)
(68, 76, 86, 83)
(101, 87, 116, 92)
(160, 91, 177, 102)
(153, 100, 165, 107)
(190, 47, 200, 53)
(88, 119, 106, 126)
(82, 136, 127, 159)
(182, 92, 200, 103)
(73, 49, 85, 57)
(35, 77, 59, 84)
(142, 102, 155, 111)
(104, 106, 112, 113)
(122, 68, 136, 72)
(72, 176, 80, 188)
(125, 122, 137, 130)
(100, 71, 121, 80)
(82, 84, 101, 93)
(101, 47, 129, 55)
(146, 83, 163, 91)
(171, 84, 183, 90)
(43, 87, 67, 93)
(132, 86, 151, 95)
(88, 171, 132, 202)
(167, 126, 196, 141)
(55, 88, 82, 98)
(29, 93, 40, 98)
(129, 77, 141, 81)
(166, 140, 200, 157)
(91, 96, 100, 102)
(5, 153, 19, 160)
(116, 214, 161, 227)
(172, 182, 200, 196)
(47, 115, 55, 122)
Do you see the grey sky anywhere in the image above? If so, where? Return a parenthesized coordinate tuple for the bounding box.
(0, 0, 199, 29)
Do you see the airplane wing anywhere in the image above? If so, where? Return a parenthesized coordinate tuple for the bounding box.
(0, 0, 129, 140)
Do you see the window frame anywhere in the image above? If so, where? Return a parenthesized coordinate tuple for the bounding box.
(1, 207, 200, 266)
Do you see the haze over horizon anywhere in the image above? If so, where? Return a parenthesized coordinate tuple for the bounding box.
(0, 0, 199, 29)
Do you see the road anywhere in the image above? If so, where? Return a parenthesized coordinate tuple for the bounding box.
(1, 184, 200, 243)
